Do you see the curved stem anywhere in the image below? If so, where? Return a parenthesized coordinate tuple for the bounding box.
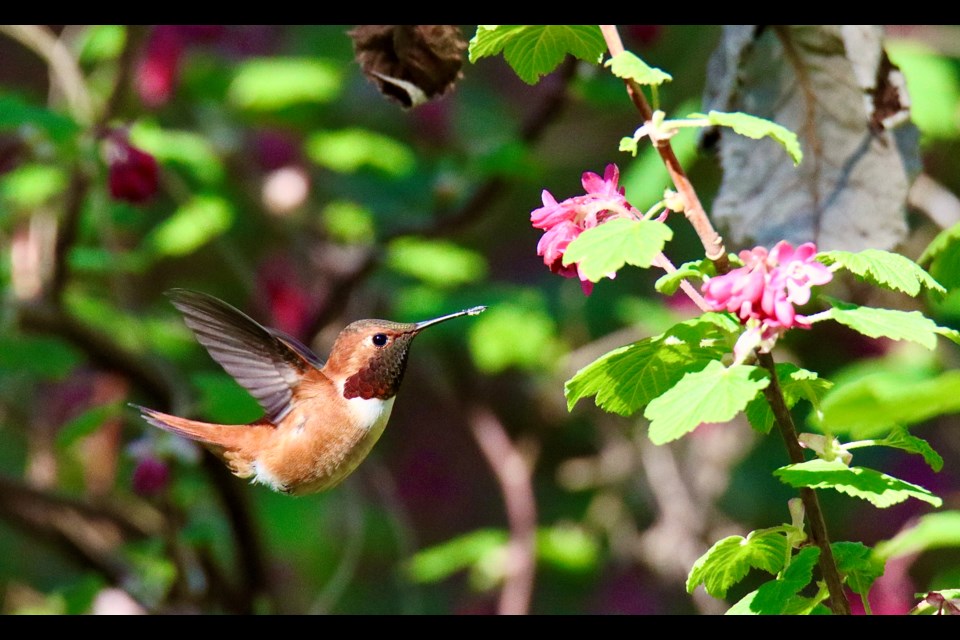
(756, 352, 850, 615)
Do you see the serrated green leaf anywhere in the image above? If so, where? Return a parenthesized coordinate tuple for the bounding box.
(745, 363, 832, 434)
(686, 528, 789, 598)
(56, 403, 122, 450)
(727, 546, 821, 615)
(644, 360, 770, 445)
(305, 128, 415, 177)
(562, 218, 673, 282)
(387, 237, 487, 287)
(826, 300, 940, 350)
(654, 258, 715, 295)
(818, 369, 960, 437)
(694, 110, 802, 165)
(879, 427, 944, 472)
(468, 25, 605, 84)
(832, 541, 884, 597)
(605, 51, 672, 86)
(774, 458, 942, 508)
(565, 315, 734, 416)
(146, 195, 233, 257)
(228, 57, 341, 110)
(817, 249, 944, 296)
(873, 511, 960, 561)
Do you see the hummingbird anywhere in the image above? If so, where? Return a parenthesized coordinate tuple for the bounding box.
(133, 289, 485, 496)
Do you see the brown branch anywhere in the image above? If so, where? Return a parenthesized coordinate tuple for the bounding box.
(757, 352, 850, 615)
(600, 25, 728, 271)
(469, 406, 537, 615)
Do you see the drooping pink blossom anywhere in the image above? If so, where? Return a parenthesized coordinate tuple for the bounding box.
(531, 164, 642, 295)
(106, 132, 159, 205)
(702, 240, 832, 358)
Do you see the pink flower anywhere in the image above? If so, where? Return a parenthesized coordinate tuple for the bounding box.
(132, 456, 170, 496)
(531, 164, 640, 295)
(106, 132, 159, 205)
(702, 240, 832, 358)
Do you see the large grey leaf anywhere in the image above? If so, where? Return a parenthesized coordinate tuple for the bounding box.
(703, 25, 920, 252)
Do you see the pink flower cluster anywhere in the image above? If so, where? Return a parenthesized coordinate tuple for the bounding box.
(702, 241, 832, 359)
(531, 164, 641, 295)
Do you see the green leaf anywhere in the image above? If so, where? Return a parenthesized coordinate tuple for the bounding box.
(536, 525, 600, 573)
(826, 300, 941, 350)
(774, 458, 942, 508)
(0, 163, 68, 209)
(727, 546, 822, 615)
(887, 40, 960, 140)
(146, 195, 234, 257)
(77, 25, 126, 64)
(832, 541, 884, 597)
(745, 364, 832, 434)
(68, 246, 148, 275)
(918, 221, 960, 291)
(817, 249, 945, 296)
(874, 511, 960, 561)
(56, 403, 122, 450)
(694, 110, 802, 165)
(654, 258, 716, 295)
(305, 128, 415, 177)
(386, 237, 488, 288)
(129, 122, 224, 185)
(321, 200, 376, 245)
(468, 25, 605, 84)
(644, 360, 770, 445)
(562, 218, 673, 282)
(468, 299, 563, 374)
(405, 528, 508, 584)
(0, 334, 82, 379)
(565, 314, 735, 416)
(0, 93, 79, 144)
(818, 369, 960, 437)
(605, 51, 672, 86)
(879, 427, 944, 472)
(686, 528, 789, 598)
(228, 57, 341, 110)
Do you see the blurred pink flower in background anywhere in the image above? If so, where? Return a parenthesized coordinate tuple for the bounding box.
(106, 132, 159, 204)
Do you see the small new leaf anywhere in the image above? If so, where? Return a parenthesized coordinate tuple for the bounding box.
(774, 458, 943, 508)
(605, 51, 672, 86)
(817, 249, 945, 296)
(879, 427, 944, 472)
(644, 360, 770, 445)
(832, 541, 884, 597)
(654, 258, 716, 295)
(745, 364, 832, 434)
(696, 110, 803, 165)
(686, 528, 789, 598)
(826, 300, 941, 350)
(562, 218, 673, 282)
(468, 26, 605, 84)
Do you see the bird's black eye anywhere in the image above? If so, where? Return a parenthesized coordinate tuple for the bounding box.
(372, 333, 388, 347)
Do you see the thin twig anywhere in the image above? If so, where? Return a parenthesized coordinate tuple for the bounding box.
(756, 352, 850, 615)
(469, 407, 537, 615)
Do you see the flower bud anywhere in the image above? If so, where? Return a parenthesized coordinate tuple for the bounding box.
(107, 134, 159, 205)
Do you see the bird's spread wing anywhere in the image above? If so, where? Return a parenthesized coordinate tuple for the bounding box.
(166, 289, 323, 423)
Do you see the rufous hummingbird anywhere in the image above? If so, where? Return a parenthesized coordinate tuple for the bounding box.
(133, 289, 485, 496)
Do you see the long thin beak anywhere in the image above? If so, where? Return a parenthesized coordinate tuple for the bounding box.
(414, 305, 486, 331)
